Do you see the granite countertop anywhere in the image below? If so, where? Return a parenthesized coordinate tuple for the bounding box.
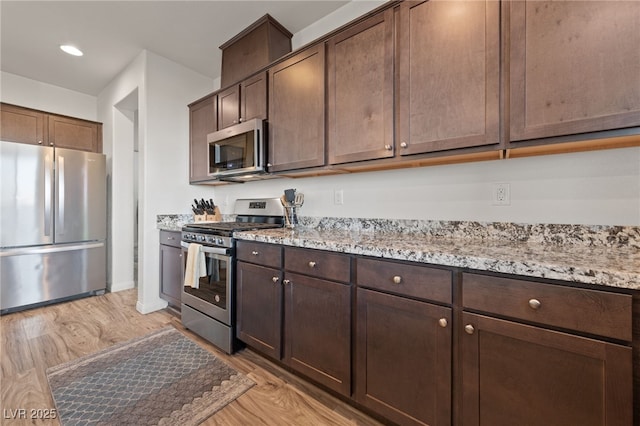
(233, 226, 640, 291)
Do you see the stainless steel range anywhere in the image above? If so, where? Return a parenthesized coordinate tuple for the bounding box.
(180, 198, 284, 353)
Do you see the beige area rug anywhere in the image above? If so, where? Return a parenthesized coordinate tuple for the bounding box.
(46, 327, 254, 425)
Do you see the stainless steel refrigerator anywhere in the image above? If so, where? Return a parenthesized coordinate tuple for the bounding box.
(1, 140, 106, 313)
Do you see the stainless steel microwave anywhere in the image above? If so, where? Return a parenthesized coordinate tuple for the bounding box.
(207, 118, 266, 180)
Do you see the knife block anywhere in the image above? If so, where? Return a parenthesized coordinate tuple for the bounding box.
(194, 206, 222, 222)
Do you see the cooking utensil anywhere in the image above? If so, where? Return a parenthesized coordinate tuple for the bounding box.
(294, 193, 304, 207)
(284, 189, 296, 205)
(280, 195, 291, 227)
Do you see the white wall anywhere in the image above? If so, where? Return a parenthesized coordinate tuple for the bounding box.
(98, 50, 215, 313)
(213, 147, 640, 226)
(0, 71, 97, 120)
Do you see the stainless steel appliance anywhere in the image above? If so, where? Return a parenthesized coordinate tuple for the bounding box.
(1, 141, 106, 314)
(181, 198, 284, 353)
(207, 118, 271, 182)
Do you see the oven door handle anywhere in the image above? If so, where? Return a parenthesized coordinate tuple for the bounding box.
(181, 241, 229, 256)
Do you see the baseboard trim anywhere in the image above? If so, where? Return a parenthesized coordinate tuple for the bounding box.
(109, 280, 136, 292)
(136, 298, 168, 314)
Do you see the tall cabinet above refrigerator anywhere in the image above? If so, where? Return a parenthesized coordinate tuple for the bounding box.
(1, 140, 107, 313)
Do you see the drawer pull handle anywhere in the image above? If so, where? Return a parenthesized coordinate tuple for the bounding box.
(167, 237, 175, 240)
(272, 276, 279, 283)
(464, 324, 475, 335)
(252, 251, 259, 256)
(283, 279, 291, 285)
(308, 261, 316, 268)
(438, 318, 448, 328)
(393, 275, 402, 284)
(528, 299, 541, 310)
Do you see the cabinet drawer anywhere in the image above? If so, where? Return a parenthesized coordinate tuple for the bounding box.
(284, 247, 351, 283)
(237, 241, 282, 268)
(357, 257, 452, 304)
(159, 230, 181, 248)
(462, 273, 632, 341)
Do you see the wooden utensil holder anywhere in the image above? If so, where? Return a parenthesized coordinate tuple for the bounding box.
(194, 206, 222, 222)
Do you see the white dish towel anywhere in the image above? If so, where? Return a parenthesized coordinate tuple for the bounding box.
(184, 243, 206, 289)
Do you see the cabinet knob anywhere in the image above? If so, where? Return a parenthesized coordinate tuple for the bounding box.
(239, 117, 244, 122)
(49, 142, 54, 146)
(308, 261, 316, 268)
(232, 120, 237, 124)
(252, 251, 259, 256)
(283, 279, 291, 285)
(438, 318, 448, 328)
(528, 299, 541, 310)
(392, 275, 402, 284)
(272, 276, 279, 283)
(400, 142, 408, 149)
(384, 144, 392, 150)
(464, 324, 475, 335)
(267, 163, 272, 167)
(179, 254, 182, 258)
(38, 140, 43, 145)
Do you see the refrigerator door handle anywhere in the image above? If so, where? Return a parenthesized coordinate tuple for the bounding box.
(44, 153, 53, 237)
(58, 154, 65, 235)
(0, 242, 105, 257)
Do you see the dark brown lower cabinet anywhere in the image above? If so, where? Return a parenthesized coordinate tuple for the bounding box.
(461, 312, 633, 426)
(159, 230, 182, 309)
(236, 261, 283, 360)
(355, 288, 452, 426)
(284, 272, 352, 397)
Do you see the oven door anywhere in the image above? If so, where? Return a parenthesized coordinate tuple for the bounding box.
(181, 242, 232, 325)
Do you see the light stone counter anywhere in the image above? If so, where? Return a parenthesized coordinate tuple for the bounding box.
(233, 219, 640, 291)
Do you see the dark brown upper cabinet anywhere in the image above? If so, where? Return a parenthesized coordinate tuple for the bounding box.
(188, 94, 217, 182)
(0, 103, 47, 146)
(397, 0, 501, 155)
(1, 103, 102, 153)
(327, 9, 395, 165)
(217, 72, 267, 130)
(48, 114, 102, 152)
(220, 14, 292, 88)
(508, 1, 640, 143)
(268, 44, 326, 172)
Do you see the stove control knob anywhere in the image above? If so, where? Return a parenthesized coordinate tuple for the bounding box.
(197, 235, 205, 242)
(218, 238, 224, 245)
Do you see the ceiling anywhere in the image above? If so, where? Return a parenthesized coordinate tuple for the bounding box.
(0, 1, 350, 96)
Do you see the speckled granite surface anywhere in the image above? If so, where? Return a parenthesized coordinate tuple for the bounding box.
(157, 215, 193, 231)
(233, 218, 640, 290)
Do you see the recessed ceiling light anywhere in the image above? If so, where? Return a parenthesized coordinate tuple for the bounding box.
(60, 45, 83, 56)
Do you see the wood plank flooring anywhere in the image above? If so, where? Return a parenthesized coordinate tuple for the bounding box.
(0, 290, 382, 426)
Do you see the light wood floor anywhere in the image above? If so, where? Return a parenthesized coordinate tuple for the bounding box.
(0, 290, 383, 426)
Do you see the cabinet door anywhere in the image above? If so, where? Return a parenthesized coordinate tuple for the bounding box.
(159, 243, 183, 308)
(356, 288, 452, 426)
(509, 1, 640, 142)
(49, 114, 102, 152)
(189, 95, 216, 182)
(327, 9, 394, 164)
(241, 71, 267, 124)
(0, 103, 47, 146)
(217, 85, 240, 130)
(398, 0, 500, 154)
(236, 261, 283, 359)
(268, 44, 325, 172)
(461, 312, 632, 426)
(284, 272, 351, 396)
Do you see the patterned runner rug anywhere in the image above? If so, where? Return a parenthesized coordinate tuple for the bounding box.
(46, 327, 254, 425)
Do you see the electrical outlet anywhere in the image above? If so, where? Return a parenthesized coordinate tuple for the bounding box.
(334, 189, 344, 205)
(492, 183, 510, 206)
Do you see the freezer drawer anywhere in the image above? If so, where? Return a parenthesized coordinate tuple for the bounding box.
(0, 242, 106, 312)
